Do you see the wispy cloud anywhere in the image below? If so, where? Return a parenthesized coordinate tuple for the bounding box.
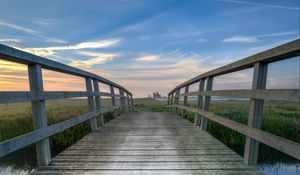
(0, 20, 38, 35)
(218, 0, 300, 11)
(0, 38, 23, 43)
(134, 54, 160, 61)
(69, 51, 118, 69)
(18, 38, 121, 57)
(32, 18, 62, 27)
(0, 20, 65, 43)
(223, 35, 258, 43)
(223, 30, 298, 43)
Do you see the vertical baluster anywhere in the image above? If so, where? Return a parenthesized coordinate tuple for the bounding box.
(119, 89, 125, 112)
(182, 85, 189, 118)
(194, 79, 205, 126)
(86, 77, 97, 131)
(175, 89, 180, 114)
(130, 94, 134, 111)
(200, 76, 213, 130)
(244, 62, 268, 165)
(93, 79, 104, 127)
(126, 92, 131, 111)
(28, 64, 51, 166)
(110, 85, 117, 119)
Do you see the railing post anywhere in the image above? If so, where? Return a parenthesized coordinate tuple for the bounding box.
(244, 62, 268, 165)
(119, 89, 125, 112)
(86, 77, 97, 131)
(194, 79, 205, 126)
(126, 92, 131, 111)
(181, 85, 189, 118)
(175, 89, 180, 114)
(167, 94, 170, 112)
(28, 64, 51, 166)
(130, 94, 134, 111)
(170, 92, 174, 113)
(93, 79, 104, 127)
(110, 85, 117, 118)
(200, 76, 213, 130)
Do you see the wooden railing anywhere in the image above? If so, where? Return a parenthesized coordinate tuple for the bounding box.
(168, 39, 300, 165)
(0, 44, 133, 166)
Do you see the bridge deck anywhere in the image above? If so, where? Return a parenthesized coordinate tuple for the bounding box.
(31, 110, 261, 175)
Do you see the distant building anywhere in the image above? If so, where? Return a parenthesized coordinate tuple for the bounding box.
(152, 92, 161, 99)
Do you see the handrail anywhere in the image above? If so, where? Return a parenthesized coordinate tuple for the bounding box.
(169, 39, 300, 94)
(0, 44, 134, 166)
(168, 39, 300, 165)
(0, 44, 131, 95)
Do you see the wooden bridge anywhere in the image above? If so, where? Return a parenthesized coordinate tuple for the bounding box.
(0, 39, 299, 174)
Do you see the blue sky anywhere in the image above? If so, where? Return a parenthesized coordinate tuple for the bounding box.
(0, 0, 299, 97)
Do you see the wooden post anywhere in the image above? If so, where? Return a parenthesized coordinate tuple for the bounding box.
(200, 76, 213, 130)
(130, 94, 134, 111)
(28, 64, 51, 166)
(110, 85, 117, 118)
(167, 94, 170, 112)
(119, 89, 125, 112)
(175, 89, 180, 114)
(170, 92, 174, 113)
(244, 62, 268, 165)
(194, 79, 205, 126)
(93, 79, 104, 127)
(181, 85, 189, 118)
(126, 92, 131, 111)
(86, 77, 97, 131)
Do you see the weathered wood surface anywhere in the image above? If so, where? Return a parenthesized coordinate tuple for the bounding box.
(31, 110, 261, 175)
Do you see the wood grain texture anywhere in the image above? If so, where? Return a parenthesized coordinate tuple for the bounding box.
(170, 104, 300, 160)
(31, 110, 261, 175)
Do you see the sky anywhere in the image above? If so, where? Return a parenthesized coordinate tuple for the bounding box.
(0, 0, 299, 97)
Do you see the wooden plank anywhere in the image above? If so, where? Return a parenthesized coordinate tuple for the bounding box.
(31, 110, 260, 175)
(170, 39, 300, 93)
(0, 108, 115, 158)
(31, 169, 261, 175)
(0, 44, 132, 95)
(93, 79, 104, 127)
(244, 62, 268, 165)
(28, 64, 51, 166)
(0, 91, 128, 103)
(29, 111, 259, 174)
(171, 104, 300, 160)
(171, 89, 300, 102)
(200, 76, 213, 130)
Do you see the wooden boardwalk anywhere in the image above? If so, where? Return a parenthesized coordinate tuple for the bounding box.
(31, 110, 261, 175)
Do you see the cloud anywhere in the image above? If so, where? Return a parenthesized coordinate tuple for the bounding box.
(32, 18, 62, 27)
(0, 38, 23, 43)
(256, 31, 298, 37)
(218, 0, 300, 11)
(223, 30, 298, 44)
(17, 38, 121, 57)
(134, 54, 160, 61)
(0, 20, 38, 35)
(46, 39, 121, 51)
(248, 37, 299, 53)
(69, 51, 118, 69)
(223, 35, 258, 43)
(0, 20, 65, 44)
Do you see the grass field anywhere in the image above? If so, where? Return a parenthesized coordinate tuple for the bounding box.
(0, 97, 299, 169)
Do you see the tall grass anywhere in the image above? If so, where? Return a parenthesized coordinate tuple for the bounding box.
(0, 99, 119, 169)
